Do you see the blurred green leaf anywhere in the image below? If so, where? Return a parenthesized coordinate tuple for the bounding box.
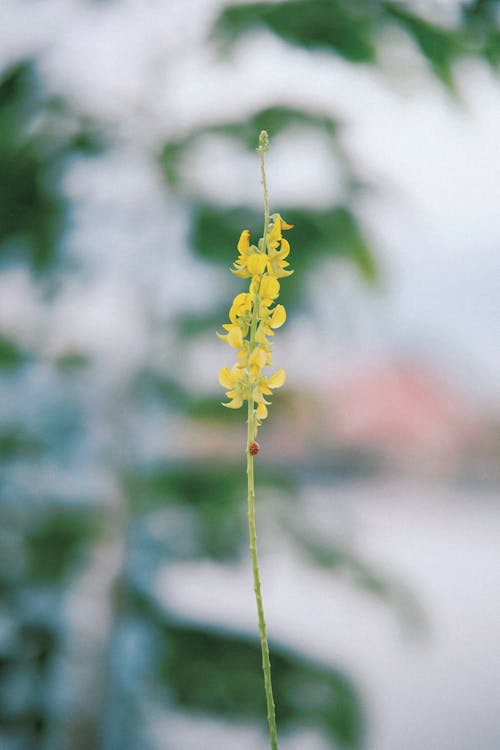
(214, 0, 500, 85)
(190, 204, 260, 262)
(126, 463, 246, 559)
(483, 31, 500, 66)
(461, 0, 500, 67)
(132, 369, 190, 410)
(0, 63, 63, 270)
(0, 63, 104, 272)
(385, 4, 461, 87)
(0, 429, 44, 460)
(291, 526, 426, 632)
(187, 395, 241, 422)
(214, 0, 377, 62)
(126, 462, 296, 559)
(250, 106, 338, 140)
(175, 308, 226, 337)
(161, 620, 364, 748)
(162, 140, 184, 187)
(25, 510, 99, 583)
(0, 336, 29, 369)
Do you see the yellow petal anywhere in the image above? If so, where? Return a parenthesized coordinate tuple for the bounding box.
(260, 276, 280, 300)
(230, 363, 245, 380)
(267, 238, 280, 251)
(222, 398, 243, 409)
(256, 327, 272, 344)
(233, 292, 251, 308)
(280, 218, 294, 230)
(249, 347, 267, 368)
(268, 217, 281, 241)
(275, 267, 294, 279)
(218, 366, 233, 389)
(256, 402, 268, 419)
(227, 326, 243, 349)
(237, 230, 250, 254)
(267, 368, 286, 388)
(230, 267, 251, 279)
(278, 238, 290, 259)
(257, 382, 272, 395)
(270, 304, 286, 329)
(229, 292, 251, 323)
(247, 253, 268, 276)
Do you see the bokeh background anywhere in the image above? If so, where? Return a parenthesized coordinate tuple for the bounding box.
(1, 1, 500, 749)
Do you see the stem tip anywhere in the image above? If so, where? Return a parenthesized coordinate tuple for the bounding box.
(258, 130, 269, 152)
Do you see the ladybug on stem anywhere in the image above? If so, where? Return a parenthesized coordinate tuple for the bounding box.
(249, 441, 260, 456)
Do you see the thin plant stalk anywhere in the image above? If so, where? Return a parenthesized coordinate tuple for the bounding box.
(218, 130, 293, 749)
(245, 134, 279, 750)
(246, 400, 279, 750)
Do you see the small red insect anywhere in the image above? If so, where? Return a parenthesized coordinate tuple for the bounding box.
(249, 441, 260, 456)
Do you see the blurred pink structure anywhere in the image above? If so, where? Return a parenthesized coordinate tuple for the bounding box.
(329, 359, 478, 469)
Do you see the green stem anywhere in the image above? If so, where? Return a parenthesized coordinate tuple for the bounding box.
(249, 130, 270, 355)
(258, 130, 270, 253)
(245, 130, 279, 750)
(246, 402, 279, 750)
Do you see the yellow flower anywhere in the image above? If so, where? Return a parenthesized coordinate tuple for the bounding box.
(238, 229, 250, 252)
(229, 292, 252, 324)
(249, 345, 271, 377)
(270, 304, 286, 329)
(218, 366, 235, 389)
(267, 220, 294, 278)
(267, 368, 286, 388)
(260, 275, 280, 302)
(217, 204, 293, 434)
(267, 216, 293, 250)
(250, 369, 286, 428)
(216, 324, 244, 349)
(231, 230, 268, 279)
(247, 253, 268, 276)
(219, 363, 247, 409)
(256, 402, 268, 420)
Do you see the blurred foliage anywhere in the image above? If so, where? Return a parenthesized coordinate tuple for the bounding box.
(462, 0, 500, 66)
(215, 0, 500, 82)
(385, 4, 462, 86)
(0, 428, 45, 460)
(0, 63, 61, 270)
(163, 620, 363, 748)
(125, 461, 296, 560)
(25, 509, 99, 584)
(0, 336, 29, 369)
(287, 519, 426, 633)
(1, 2, 496, 749)
(215, 0, 378, 62)
(0, 63, 102, 272)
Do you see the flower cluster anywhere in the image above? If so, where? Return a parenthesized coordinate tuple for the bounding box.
(218, 214, 293, 436)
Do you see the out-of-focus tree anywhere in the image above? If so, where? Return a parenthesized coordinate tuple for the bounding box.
(0, 3, 497, 749)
